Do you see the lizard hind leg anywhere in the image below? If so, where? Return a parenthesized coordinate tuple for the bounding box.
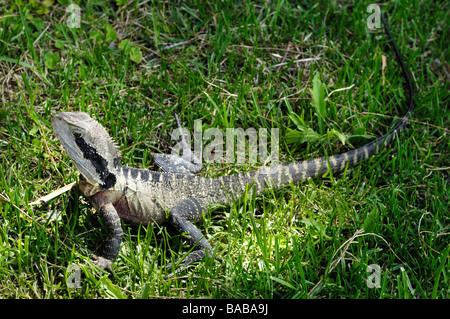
(153, 114, 202, 175)
(166, 198, 219, 277)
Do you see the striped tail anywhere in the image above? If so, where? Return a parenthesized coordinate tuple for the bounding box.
(218, 13, 414, 201)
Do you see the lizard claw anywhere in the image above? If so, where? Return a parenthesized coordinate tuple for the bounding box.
(166, 250, 205, 278)
(165, 250, 222, 278)
(90, 253, 113, 271)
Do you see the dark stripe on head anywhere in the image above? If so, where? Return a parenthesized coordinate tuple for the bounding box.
(74, 136, 116, 189)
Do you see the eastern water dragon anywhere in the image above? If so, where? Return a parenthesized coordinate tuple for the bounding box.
(51, 15, 414, 277)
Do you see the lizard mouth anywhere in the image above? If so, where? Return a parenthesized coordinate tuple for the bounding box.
(52, 116, 79, 156)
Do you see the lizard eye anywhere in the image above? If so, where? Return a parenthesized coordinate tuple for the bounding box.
(72, 131, 83, 138)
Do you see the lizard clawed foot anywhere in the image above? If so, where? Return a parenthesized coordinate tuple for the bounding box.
(90, 253, 113, 271)
(165, 250, 222, 278)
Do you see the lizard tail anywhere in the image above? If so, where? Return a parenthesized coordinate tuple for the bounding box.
(218, 13, 414, 201)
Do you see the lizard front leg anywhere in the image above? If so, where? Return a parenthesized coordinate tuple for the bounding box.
(166, 198, 218, 277)
(90, 202, 124, 271)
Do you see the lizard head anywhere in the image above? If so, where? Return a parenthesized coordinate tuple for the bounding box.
(52, 111, 120, 189)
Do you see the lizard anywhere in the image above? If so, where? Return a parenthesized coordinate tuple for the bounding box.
(51, 15, 414, 277)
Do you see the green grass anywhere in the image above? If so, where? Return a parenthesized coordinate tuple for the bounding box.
(0, 0, 448, 299)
